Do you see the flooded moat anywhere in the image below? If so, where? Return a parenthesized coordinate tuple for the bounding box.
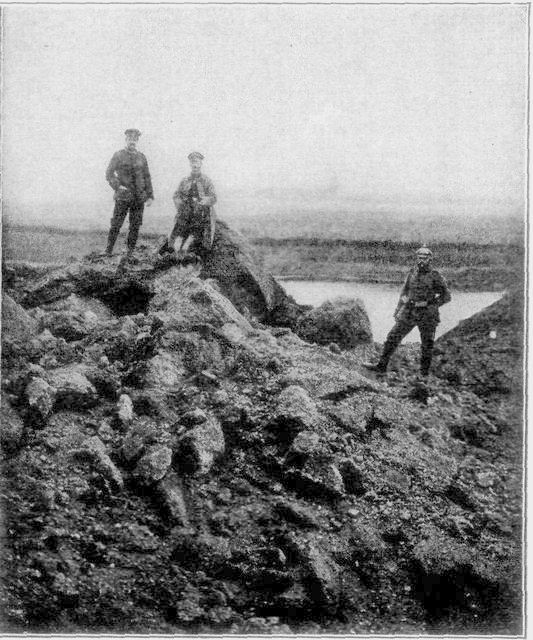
(281, 280, 503, 343)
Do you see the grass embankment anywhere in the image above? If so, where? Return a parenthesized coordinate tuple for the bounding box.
(2, 226, 523, 292)
(253, 237, 523, 292)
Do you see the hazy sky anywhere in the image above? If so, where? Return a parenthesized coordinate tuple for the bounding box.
(2, 4, 528, 222)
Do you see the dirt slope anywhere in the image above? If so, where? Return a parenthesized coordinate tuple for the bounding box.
(0, 249, 523, 635)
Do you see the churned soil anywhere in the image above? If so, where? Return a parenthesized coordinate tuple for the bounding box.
(0, 248, 523, 635)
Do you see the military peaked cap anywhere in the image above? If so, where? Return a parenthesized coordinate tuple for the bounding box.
(188, 151, 204, 161)
(124, 128, 142, 138)
(416, 245, 433, 257)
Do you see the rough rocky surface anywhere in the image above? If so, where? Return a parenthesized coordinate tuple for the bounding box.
(134, 445, 173, 486)
(38, 296, 105, 341)
(2, 294, 38, 342)
(7, 223, 304, 328)
(115, 393, 134, 429)
(1, 392, 25, 454)
(270, 385, 319, 440)
(176, 415, 225, 475)
(156, 471, 190, 527)
(0, 245, 523, 636)
(432, 289, 523, 396)
(74, 436, 124, 492)
(295, 297, 373, 348)
(24, 377, 56, 426)
(46, 365, 98, 410)
(200, 220, 303, 324)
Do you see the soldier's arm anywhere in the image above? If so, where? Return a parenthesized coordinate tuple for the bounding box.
(393, 273, 411, 317)
(200, 177, 217, 206)
(398, 272, 411, 304)
(173, 180, 188, 210)
(105, 153, 120, 190)
(433, 272, 451, 305)
(172, 188, 181, 210)
(143, 155, 154, 199)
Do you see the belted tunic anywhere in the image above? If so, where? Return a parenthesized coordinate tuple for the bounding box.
(172, 173, 217, 250)
(395, 267, 451, 326)
(106, 148, 153, 203)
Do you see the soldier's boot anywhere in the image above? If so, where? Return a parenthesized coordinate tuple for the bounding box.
(419, 325, 435, 378)
(365, 321, 412, 376)
(419, 343, 433, 377)
(362, 360, 387, 374)
(362, 338, 396, 375)
(158, 237, 175, 256)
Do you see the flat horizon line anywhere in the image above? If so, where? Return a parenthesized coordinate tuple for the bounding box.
(2, 221, 524, 248)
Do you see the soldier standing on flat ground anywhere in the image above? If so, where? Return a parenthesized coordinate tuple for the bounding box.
(159, 152, 216, 261)
(104, 128, 154, 257)
(363, 246, 451, 378)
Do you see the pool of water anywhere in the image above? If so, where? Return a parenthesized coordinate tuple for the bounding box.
(281, 280, 503, 343)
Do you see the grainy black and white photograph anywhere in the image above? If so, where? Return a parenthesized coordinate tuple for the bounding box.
(0, 2, 527, 636)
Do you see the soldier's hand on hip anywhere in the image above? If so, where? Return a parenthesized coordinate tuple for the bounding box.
(145, 198, 153, 207)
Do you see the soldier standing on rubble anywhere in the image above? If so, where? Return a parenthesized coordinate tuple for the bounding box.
(159, 151, 217, 260)
(363, 246, 451, 378)
(104, 128, 154, 257)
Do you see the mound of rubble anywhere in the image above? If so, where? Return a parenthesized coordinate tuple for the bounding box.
(433, 289, 524, 396)
(0, 241, 523, 635)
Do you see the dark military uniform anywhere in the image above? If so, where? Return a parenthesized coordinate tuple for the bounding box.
(105, 148, 154, 254)
(169, 173, 216, 256)
(377, 266, 451, 376)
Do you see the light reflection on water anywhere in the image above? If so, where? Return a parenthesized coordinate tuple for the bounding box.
(281, 280, 503, 343)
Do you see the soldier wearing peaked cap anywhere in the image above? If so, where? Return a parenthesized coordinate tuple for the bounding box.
(104, 129, 154, 257)
(159, 151, 217, 259)
(363, 246, 451, 378)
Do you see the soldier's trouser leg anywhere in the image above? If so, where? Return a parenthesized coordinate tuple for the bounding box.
(106, 201, 129, 254)
(378, 319, 416, 370)
(418, 322, 437, 376)
(168, 216, 188, 249)
(126, 203, 144, 253)
(168, 220, 181, 245)
(181, 234, 195, 252)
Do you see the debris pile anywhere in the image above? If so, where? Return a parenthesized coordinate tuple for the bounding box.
(0, 240, 523, 635)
